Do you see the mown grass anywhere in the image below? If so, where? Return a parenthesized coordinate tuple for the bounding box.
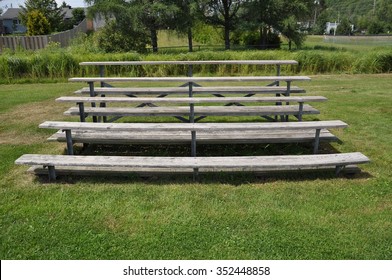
(0, 74, 391, 259)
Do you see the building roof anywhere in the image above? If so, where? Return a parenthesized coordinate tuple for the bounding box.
(0, 8, 22, 20)
(0, 7, 82, 21)
(61, 7, 73, 20)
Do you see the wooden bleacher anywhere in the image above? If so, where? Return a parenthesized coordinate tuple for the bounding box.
(15, 60, 369, 180)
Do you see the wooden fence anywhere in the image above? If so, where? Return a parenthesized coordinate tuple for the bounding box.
(0, 19, 90, 51)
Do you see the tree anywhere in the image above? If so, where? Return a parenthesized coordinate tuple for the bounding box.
(241, 0, 312, 49)
(200, 0, 244, 50)
(375, 0, 392, 32)
(86, 0, 178, 53)
(19, 0, 64, 33)
(240, 0, 282, 49)
(72, 7, 86, 25)
(86, 0, 150, 52)
(367, 18, 385, 34)
(172, 0, 201, 52)
(134, 0, 179, 52)
(280, 16, 305, 50)
(313, 8, 331, 34)
(95, 19, 149, 52)
(26, 10, 50, 35)
(336, 17, 352, 35)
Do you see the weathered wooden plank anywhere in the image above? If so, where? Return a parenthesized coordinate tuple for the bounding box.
(15, 153, 370, 169)
(69, 76, 311, 83)
(57, 96, 327, 104)
(63, 104, 320, 117)
(79, 60, 299, 66)
(48, 129, 338, 144)
(75, 86, 306, 95)
(40, 120, 346, 132)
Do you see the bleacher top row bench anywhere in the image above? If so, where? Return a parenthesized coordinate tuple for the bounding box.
(69, 76, 311, 83)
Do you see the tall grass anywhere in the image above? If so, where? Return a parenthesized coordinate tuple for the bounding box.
(1, 44, 392, 83)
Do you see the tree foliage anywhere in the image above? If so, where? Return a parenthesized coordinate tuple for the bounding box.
(84, 0, 315, 52)
(94, 20, 148, 53)
(322, 0, 392, 34)
(335, 17, 352, 35)
(26, 10, 50, 35)
(86, 0, 149, 53)
(240, 0, 311, 49)
(20, 0, 64, 33)
(86, 0, 179, 52)
(200, 0, 244, 50)
(72, 8, 86, 25)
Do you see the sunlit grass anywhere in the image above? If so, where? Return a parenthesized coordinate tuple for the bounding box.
(0, 74, 391, 259)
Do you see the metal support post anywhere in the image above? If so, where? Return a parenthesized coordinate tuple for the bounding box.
(188, 65, 199, 178)
(78, 102, 86, 122)
(313, 129, 321, 154)
(99, 66, 107, 122)
(191, 131, 197, 157)
(335, 165, 344, 176)
(88, 82, 98, 123)
(64, 129, 74, 155)
(298, 102, 304, 121)
(48, 166, 56, 181)
(285, 81, 292, 122)
(99, 65, 105, 84)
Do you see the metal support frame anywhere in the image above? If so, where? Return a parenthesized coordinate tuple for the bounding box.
(335, 165, 344, 176)
(188, 65, 199, 179)
(284, 81, 291, 122)
(298, 102, 304, 121)
(98, 66, 109, 122)
(78, 102, 86, 122)
(64, 129, 74, 155)
(88, 82, 98, 123)
(313, 128, 321, 154)
(262, 115, 276, 122)
(47, 165, 56, 181)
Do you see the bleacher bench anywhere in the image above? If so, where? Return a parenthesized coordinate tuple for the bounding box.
(15, 153, 370, 181)
(40, 120, 348, 155)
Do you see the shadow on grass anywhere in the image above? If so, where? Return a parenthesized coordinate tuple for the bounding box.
(74, 142, 342, 157)
(34, 167, 372, 186)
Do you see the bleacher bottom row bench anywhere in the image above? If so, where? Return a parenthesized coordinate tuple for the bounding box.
(15, 153, 370, 181)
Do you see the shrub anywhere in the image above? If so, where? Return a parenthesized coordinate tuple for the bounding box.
(26, 10, 50, 36)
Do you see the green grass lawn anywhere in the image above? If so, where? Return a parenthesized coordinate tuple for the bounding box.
(303, 35, 392, 51)
(0, 74, 391, 259)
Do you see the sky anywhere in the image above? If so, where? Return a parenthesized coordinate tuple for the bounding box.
(1, 0, 88, 10)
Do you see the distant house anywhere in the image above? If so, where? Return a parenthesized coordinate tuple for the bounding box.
(62, 6, 74, 22)
(0, 6, 85, 35)
(0, 8, 27, 34)
(326, 21, 355, 35)
(326, 22, 338, 35)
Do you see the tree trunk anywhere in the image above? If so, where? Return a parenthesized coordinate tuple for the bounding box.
(288, 40, 292, 50)
(150, 29, 158, 53)
(260, 25, 267, 49)
(188, 26, 193, 52)
(224, 24, 230, 50)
